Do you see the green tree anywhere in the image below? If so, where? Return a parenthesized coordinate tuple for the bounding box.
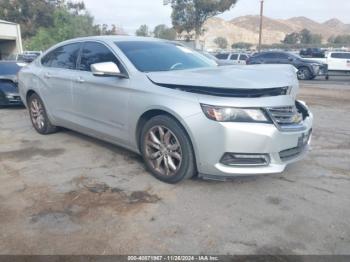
(282, 32, 301, 45)
(96, 24, 126, 35)
(299, 29, 322, 45)
(214, 36, 228, 49)
(26, 8, 98, 50)
(231, 42, 253, 49)
(135, 24, 150, 37)
(332, 35, 350, 45)
(169, 0, 238, 48)
(153, 24, 177, 40)
(0, 0, 56, 39)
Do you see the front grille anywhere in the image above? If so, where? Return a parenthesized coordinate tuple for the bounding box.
(267, 103, 305, 131)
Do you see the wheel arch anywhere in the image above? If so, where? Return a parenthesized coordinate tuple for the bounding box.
(26, 89, 37, 104)
(135, 108, 198, 172)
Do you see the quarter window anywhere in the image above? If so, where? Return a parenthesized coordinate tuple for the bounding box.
(41, 43, 81, 69)
(79, 42, 123, 72)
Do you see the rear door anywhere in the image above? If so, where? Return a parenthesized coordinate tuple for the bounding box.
(238, 54, 248, 65)
(39, 42, 81, 121)
(274, 52, 290, 64)
(327, 52, 350, 71)
(72, 41, 130, 144)
(215, 53, 229, 60)
(229, 53, 239, 64)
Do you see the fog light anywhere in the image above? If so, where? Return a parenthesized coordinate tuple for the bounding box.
(220, 153, 270, 167)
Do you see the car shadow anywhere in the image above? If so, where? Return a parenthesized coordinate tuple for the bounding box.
(60, 128, 143, 163)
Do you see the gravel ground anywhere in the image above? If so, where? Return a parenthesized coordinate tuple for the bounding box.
(0, 81, 349, 255)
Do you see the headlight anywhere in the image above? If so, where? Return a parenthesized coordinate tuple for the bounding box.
(201, 104, 271, 123)
(311, 64, 320, 70)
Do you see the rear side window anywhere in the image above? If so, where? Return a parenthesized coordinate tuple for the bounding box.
(262, 53, 278, 59)
(79, 42, 123, 72)
(275, 53, 288, 59)
(331, 53, 350, 59)
(216, 53, 229, 60)
(230, 54, 239, 60)
(239, 54, 248, 61)
(41, 43, 81, 69)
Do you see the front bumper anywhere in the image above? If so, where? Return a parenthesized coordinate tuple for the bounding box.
(0, 91, 23, 106)
(186, 106, 313, 178)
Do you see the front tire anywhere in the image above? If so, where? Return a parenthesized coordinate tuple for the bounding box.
(28, 93, 58, 134)
(140, 115, 196, 184)
(297, 67, 312, 80)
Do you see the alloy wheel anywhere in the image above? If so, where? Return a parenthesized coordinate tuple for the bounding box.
(30, 98, 45, 130)
(297, 68, 308, 80)
(144, 125, 182, 176)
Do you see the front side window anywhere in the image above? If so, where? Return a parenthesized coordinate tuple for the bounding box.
(239, 54, 248, 61)
(115, 41, 217, 72)
(79, 42, 123, 72)
(276, 53, 289, 59)
(41, 43, 81, 69)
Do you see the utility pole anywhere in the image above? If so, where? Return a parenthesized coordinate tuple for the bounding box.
(258, 0, 264, 52)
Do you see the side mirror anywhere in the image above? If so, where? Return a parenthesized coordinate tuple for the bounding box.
(90, 62, 127, 78)
(288, 57, 294, 62)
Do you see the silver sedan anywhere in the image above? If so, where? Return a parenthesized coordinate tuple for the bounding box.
(18, 36, 313, 183)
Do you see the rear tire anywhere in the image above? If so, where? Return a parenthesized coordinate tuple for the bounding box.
(140, 115, 196, 184)
(28, 93, 58, 134)
(297, 67, 312, 80)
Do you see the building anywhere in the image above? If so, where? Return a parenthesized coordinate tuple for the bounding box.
(0, 19, 23, 60)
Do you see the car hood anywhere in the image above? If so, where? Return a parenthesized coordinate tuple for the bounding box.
(146, 64, 297, 90)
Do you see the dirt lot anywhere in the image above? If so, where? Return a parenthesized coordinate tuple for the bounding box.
(0, 80, 350, 255)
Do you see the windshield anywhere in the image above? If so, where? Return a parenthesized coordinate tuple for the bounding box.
(115, 41, 217, 72)
(0, 62, 25, 76)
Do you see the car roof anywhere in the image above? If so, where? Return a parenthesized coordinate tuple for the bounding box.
(62, 35, 163, 44)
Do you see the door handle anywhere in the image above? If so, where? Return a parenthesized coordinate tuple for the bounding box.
(76, 77, 85, 83)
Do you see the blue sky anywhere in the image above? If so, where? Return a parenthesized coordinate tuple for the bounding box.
(82, 0, 350, 34)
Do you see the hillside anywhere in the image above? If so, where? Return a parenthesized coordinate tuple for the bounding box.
(202, 15, 350, 49)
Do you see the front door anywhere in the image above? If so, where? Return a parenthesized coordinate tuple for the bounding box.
(72, 41, 130, 144)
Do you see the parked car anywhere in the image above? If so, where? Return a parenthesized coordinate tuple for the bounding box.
(215, 52, 249, 64)
(300, 48, 325, 58)
(246, 51, 327, 80)
(18, 36, 313, 183)
(198, 50, 238, 66)
(0, 61, 26, 107)
(325, 52, 350, 79)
